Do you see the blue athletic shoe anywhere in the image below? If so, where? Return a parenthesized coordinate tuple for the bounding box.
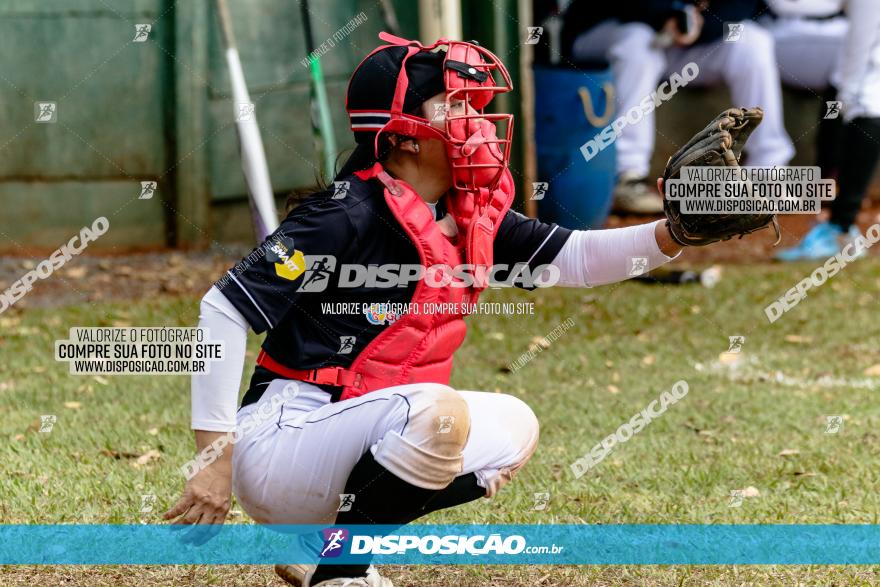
(775, 222, 842, 262)
(841, 225, 869, 260)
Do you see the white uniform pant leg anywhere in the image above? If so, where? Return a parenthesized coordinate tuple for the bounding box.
(458, 390, 539, 497)
(232, 380, 539, 525)
(572, 21, 667, 177)
(835, 0, 880, 121)
(665, 22, 795, 166)
(767, 16, 848, 90)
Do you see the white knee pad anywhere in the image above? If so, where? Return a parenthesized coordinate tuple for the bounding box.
(480, 395, 540, 498)
(373, 384, 471, 490)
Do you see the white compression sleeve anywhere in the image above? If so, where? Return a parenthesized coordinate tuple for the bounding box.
(191, 285, 249, 432)
(549, 220, 680, 287)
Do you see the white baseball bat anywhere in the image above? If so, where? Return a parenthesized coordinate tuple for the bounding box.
(214, 0, 279, 241)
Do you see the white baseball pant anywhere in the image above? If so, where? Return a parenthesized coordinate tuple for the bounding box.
(763, 15, 848, 91)
(232, 380, 539, 525)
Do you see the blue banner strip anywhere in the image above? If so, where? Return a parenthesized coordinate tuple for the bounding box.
(4, 524, 880, 564)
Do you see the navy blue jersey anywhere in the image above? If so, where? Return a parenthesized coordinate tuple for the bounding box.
(217, 174, 572, 390)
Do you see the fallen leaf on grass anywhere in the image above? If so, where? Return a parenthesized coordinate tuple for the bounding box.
(147, 427, 159, 436)
(784, 335, 812, 344)
(684, 423, 717, 440)
(0, 317, 21, 328)
(12, 326, 40, 336)
(641, 355, 655, 366)
(101, 449, 140, 460)
(778, 448, 800, 457)
(864, 364, 880, 376)
(531, 336, 551, 350)
(607, 385, 620, 394)
(92, 376, 109, 386)
(133, 449, 162, 467)
(718, 352, 741, 366)
(735, 486, 760, 498)
(63, 401, 81, 409)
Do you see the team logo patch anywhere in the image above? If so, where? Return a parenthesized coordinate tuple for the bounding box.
(265, 236, 306, 281)
(364, 302, 399, 325)
(319, 528, 349, 558)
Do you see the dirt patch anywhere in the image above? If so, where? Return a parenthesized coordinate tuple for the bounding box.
(0, 247, 249, 310)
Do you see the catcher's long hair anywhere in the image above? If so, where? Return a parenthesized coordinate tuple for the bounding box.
(284, 108, 421, 214)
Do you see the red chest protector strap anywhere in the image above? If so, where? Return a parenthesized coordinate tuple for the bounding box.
(257, 164, 513, 400)
(256, 350, 363, 388)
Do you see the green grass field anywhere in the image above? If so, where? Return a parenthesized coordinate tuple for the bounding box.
(3, 259, 880, 585)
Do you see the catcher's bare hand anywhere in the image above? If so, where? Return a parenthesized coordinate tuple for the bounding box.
(164, 431, 233, 544)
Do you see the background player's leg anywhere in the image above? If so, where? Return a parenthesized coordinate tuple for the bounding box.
(830, 117, 880, 231)
(817, 87, 845, 179)
(768, 17, 847, 179)
(666, 22, 795, 167)
(769, 16, 847, 91)
(778, 116, 880, 262)
(572, 20, 667, 213)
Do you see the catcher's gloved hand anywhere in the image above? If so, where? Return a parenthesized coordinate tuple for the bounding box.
(662, 107, 781, 247)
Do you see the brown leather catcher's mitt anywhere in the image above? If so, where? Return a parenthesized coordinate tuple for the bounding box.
(663, 107, 780, 247)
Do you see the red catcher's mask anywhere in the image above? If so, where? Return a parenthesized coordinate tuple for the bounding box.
(349, 33, 514, 192)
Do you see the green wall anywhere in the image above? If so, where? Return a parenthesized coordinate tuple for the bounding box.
(0, 1, 171, 250)
(0, 0, 419, 250)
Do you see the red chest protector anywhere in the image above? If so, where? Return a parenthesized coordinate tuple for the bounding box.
(256, 163, 513, 400)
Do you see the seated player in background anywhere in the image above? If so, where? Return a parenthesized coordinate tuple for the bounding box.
(561, 0, 795, 214)
(773, 0, 880, 260)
